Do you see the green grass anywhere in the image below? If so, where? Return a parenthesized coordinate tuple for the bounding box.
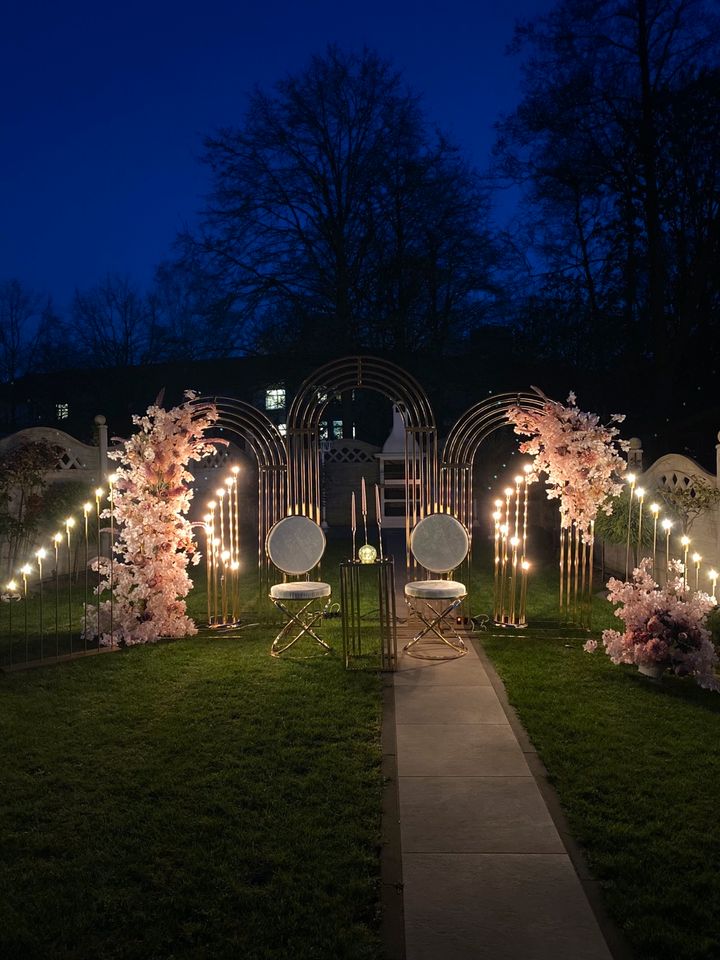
(0, 557, 384, 959)
(0, 541, 388, 668)
(480, 592, 720, 960)
(8, 536, 719, 959)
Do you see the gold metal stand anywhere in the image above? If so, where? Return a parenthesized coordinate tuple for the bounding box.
(269, 596, 332, 657)
(340, 558, 397, 671)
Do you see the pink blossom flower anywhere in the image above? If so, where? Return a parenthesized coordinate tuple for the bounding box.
(508, 392, 628, 542)
(587, 559, 720, 692)
(85, 392, 221, 646)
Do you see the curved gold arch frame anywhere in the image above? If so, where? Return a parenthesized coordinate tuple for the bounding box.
(192, 370, 550, 617)
(286, 356, 438, 564)
(193, 396, 288, 601)
(440, 389, 545, 555)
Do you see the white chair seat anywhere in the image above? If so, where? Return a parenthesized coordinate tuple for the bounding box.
(270, 581, 331, 601)
(405, 579, 466, 600)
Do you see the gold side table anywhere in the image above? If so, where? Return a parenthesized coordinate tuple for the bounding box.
(340, 557, 397, 671)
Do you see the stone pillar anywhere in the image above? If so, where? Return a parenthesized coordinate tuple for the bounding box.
(628, 437, 643, 473)
(94, 414, 108, 483)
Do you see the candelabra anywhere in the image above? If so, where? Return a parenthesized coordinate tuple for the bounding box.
(492, 472, 531, 628)
(65, 516, 75, 653)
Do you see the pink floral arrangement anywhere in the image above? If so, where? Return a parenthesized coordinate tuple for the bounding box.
(86, 392, 221, 645)
(507, 391, 628, 540)
(584, 560, 719, 691)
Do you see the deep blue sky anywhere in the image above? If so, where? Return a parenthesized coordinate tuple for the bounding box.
(1, 0, 550, 311)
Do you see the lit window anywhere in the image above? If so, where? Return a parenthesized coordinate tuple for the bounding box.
(319, 421, 329, 440)
(332, 420, 343, 439)
(56, 402, 69, 420)
(265, 388, 285, 410)
(277, 422, 287, 437)
(352, 424, 356, 438)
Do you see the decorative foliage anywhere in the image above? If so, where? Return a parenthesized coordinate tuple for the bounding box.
(592, 489, 654, 547)
(586, 559, 719, 692)
(659, 474, 720, 534)
(87, 392, 220, 645)
(0, 439, 58, 572)
(507, 391, 628, 539)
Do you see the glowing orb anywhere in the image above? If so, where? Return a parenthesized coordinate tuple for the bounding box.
(358, 544, 378, 564)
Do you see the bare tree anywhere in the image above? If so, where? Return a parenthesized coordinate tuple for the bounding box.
(495, 0, 720, 399)
(180, 46, 497, 356)
(71, 275, 160, 367)
(0, 279, 41, 383)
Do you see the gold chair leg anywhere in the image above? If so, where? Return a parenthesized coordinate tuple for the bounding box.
(270, 597, 332, 657)
(404, 597, 468, 661)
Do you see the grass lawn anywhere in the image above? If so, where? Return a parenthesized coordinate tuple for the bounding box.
(471, 551, 720, 960)
(0, 552, 384, 960)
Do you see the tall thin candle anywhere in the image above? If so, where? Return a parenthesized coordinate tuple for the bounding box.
(375, 483, 384, 560)
(351, 491, 357, 561)
(360, 478, 369, 546)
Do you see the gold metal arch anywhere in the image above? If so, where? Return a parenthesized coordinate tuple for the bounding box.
(194, 396, 288, 595)
(285, 356, 437, 560)
(441, 389, 546, 551)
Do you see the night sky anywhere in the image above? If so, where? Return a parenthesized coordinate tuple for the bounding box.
(1, 0, 550, 311)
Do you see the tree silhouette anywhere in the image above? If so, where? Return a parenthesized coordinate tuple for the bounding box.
(495, 0, 720, 407)
(180, 46, 497, 357)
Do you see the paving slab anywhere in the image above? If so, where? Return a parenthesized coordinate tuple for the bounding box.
(396, 724, 530, 778)
(394, 684, 508, 725)
(395, 660, 491, 687)
(399, 776, 564, 854)
(392, 635, 614, 960)
(403, 853, 614, 960)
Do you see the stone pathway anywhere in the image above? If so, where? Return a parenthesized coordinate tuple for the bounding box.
(391, 634, 615, 960)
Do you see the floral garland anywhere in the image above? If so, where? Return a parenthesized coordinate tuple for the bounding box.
(584, 560, 719, 692)
(86, 392, 221, 645)
(507, 391, 628, 540)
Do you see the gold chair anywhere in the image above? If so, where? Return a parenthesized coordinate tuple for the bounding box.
(404, 513, 469, 660)
(266, 515, 332, 657)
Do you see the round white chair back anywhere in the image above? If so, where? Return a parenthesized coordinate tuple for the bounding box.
(266, 515, 326, 575)
(410, 513, 469, 574)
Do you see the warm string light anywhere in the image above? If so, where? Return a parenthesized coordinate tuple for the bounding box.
(202, 513, 213, 625)
(221, 549, 230, 624)
(21, 563, 31, 658)
(225, 477, 235, 621)
(492, 502, 502, 622)
(520, 559, 531, 626)
(36, 547, 46, 658)
(662, 518, 673, 576)
(649, 503, 660, 571)
(82, 502, 91, 650)
(6, 579, 17, 664)
(493, 470, 531, 628)
(681, 535, 691, 589)
(108, 474, 118, 648)
(53, 532, 62, 655)
(94, 488, 104, 644)
(635, 487, 645, 550)
(231, 473, 244, 622)
(692, 552, 702, 591)
(207, 500, 217, 626)
(709, 569, 718, 602)
(625, 473, 636, 580)
(65, 517, 75, 650)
